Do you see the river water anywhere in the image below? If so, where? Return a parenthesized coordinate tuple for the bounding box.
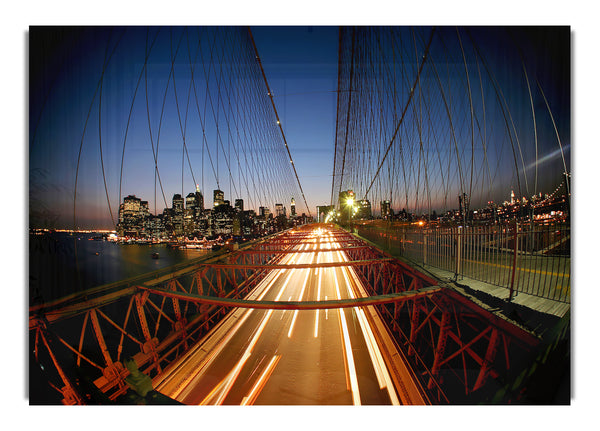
(29, 232, 209, 305)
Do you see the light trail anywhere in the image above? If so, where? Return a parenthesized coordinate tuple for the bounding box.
(155, 226, 426, 405)
(314, 252, 322, 338)
(241, 355, 281, 405)
(202, 262, 296, 405)
(287, 252, 312, 338)
(338, 307, 361, 405)
(331, 248, 361, 405)
(200, 350, 252, 405)
(159, 247, 301, 399)
(338, 248, 401, 405)
(203, 242, 311, 406)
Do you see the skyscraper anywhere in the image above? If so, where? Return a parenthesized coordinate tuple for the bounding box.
(117, 195, 144, 236)
(185, 193, 197, 212)
(235, 199, 244, 212)
(172, 194, 184, 235)
(259, 206, 271, 218)
(275, 203, 285, 217)
(290, 197, 296, 217)
(185, 193, 197, 234)
(213, 189, 225, 207)
(195, 184, 204, 211)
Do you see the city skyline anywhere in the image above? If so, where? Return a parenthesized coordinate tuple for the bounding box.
(114, 186, 310, 240)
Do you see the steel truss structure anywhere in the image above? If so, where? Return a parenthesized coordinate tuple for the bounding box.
(29, 225, 540, 405)
(341, 231, 541, 403)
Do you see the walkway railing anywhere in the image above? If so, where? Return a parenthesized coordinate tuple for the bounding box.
(356, 222, 570, 303)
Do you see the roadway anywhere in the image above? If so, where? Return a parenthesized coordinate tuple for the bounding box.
(154, 227, 425, 405)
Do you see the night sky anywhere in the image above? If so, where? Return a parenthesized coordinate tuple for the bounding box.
(28, 25, 570, 229)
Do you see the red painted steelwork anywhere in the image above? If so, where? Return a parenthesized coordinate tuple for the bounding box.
(30, 225, 540, 404)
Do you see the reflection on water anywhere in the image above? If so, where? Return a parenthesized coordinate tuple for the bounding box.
(29, 232, 209, 304)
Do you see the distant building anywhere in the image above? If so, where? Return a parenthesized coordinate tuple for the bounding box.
(356, 199, 372, 220)
(213, 189, 225, 208)
(146, 214, 165, 239)
(381, 200, 392, 219)
(185, 193, 198, 235)
(185, 193, 197, 212)
(290, 197, 296, 217)
(212, 203, 234, 236)
(195, 184, 204, 211)
(275, 203, 285, 217)
(172, 194, 184, 236)
(259, 206, 271, 218)
(235, 199, 244, 212)
(197, 209, 212, 237)
(117, 195, 148, 237)
(458, 192, 469, 222)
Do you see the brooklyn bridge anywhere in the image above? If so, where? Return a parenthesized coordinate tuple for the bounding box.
(27, 24, 571, 415)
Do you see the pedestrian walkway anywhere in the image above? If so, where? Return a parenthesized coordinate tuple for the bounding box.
(353, 230, 570, 338)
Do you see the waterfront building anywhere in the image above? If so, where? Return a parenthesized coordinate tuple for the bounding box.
(172, 194, 184, 236)
(117, 195, 144, 237)
(185, 193, 197, 235)
(212, 202, 234, 236)
(197, 209, 212, 238)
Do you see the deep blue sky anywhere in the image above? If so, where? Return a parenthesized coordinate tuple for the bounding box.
(251, 26, 339, 210)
